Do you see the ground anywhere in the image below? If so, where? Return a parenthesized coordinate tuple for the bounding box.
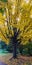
(0, 53, 32, 65)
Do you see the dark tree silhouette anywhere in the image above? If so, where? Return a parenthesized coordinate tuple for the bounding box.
(10, 27, 21, 58)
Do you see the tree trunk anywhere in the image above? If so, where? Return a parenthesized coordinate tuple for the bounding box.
(13, 43, 17, 58)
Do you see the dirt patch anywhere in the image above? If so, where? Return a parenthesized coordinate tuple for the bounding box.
(0, 54, 32, 65)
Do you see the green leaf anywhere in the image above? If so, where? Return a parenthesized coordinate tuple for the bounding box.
(0, 8, 4, 14)
(0, 0, 7, 2)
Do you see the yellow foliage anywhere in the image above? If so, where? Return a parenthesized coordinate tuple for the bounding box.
(0, 0, 32, 44)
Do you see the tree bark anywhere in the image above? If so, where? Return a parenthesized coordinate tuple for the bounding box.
(13, 43, 17, 58)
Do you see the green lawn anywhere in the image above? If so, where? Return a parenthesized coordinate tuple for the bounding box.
(0, 49, 8, 55)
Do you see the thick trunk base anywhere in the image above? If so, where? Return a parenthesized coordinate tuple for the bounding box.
(13, 45, 17, 59)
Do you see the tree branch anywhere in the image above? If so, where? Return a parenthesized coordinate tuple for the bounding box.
(0, 28, 7, 40)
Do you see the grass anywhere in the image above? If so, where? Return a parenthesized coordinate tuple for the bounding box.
(0, 49, 8, 55)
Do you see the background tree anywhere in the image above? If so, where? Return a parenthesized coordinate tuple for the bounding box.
(0, 0, 32, 58)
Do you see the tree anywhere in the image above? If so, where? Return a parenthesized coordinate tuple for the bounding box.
(10, 27, 21, 58)
(0, 0, 32, 58)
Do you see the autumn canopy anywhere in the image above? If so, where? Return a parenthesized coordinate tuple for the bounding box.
(0, 0, 32, 44)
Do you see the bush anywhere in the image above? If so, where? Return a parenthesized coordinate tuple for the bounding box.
(19, 41, 32, 56)
(6, 43, 13, 53)
(22, 48, 28, 55)
(27, 42, 32, 56)
(19, 44, 24, 54)
(0, 41, 7, 49)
